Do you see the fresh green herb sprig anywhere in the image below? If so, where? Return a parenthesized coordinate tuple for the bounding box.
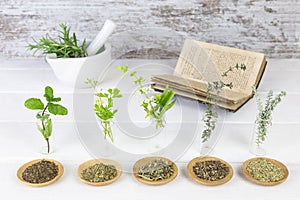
(27, 24, 88, 58)
(118, 65, 176, 128)
(253, 87, 286, 145)
(86, 79, 122, 142)
(24, 86, 68, 153)
(202, 64, 246, 143)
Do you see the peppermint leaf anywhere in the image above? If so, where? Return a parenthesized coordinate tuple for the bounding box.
(24, 98, 44, 110)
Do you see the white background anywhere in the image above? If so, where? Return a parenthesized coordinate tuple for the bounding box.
(0, 58, 299, 200)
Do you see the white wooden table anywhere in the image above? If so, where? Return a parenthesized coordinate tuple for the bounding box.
(0, 58, 299, 200)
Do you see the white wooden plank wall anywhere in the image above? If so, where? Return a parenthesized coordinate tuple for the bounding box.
(0, 0, 300, 58)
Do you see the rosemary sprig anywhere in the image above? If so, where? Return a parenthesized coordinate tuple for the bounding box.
(27, 24, 88, 58)
(253, 87, 286, 145)
(201, 63, 246, 143)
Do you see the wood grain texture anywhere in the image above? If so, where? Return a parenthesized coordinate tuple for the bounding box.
(1, 0, 299, 58)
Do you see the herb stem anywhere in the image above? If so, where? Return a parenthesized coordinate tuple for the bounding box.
(41, 104, 48, 132)
(46, 138, 50, 154)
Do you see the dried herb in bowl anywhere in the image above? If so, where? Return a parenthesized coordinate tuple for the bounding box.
(81, 163, 117, 183)
(17, 158, 64, 186)
(242, 157, 289, 186)
(193, 160, 230, 181)
(133, 157, 178, 185)
(78, 159, 122, 186)
(137, 159, 175, 181)
(187, 156, 233, 186)
(22, 160, 59, 184)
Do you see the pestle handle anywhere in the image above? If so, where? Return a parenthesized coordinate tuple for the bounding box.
(86, 20, 116, 56)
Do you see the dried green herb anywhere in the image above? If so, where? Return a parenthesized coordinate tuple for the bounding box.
(137, 159, 175, 181)
(22, 160, 59, 184)
(193, 160, 230, 181)
(81, 163, 117, 183)
(246, 160, 285, 182)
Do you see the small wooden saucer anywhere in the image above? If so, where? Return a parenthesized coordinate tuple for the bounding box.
(187, 156, 234, 186)
(133, 156, 178, 185)
(78, 158, 122, 186)
(17, 158, 64, 187)
(242, 157, 289, 186)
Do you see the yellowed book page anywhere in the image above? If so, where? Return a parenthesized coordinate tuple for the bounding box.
(174, 39, 265, 96)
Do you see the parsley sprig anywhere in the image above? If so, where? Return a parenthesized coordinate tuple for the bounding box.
(86, 79, 122, 142)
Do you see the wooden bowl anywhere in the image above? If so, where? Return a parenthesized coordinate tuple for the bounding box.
(242, 157, 289, 186)
(78, 158, 122, 186)
(187, 156, 234, 186)
(133, 156, 178, 185)
(17, 158, 64, 187)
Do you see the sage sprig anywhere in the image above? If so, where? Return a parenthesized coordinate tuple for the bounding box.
(24, 86, 68, 153)
(253, 87, 286, 145)
(27, 24, 88, 58)
(202, 64, 246, 142)
(118, 65, 176, 128)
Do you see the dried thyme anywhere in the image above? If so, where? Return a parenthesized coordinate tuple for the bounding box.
(81, 163, 117, 183)
(22, 160, 59, 184)
(193, 160, 230, 181)
(246, 160, 285, 182)
(137, 159, 175, 181)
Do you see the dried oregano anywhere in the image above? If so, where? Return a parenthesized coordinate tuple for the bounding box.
(81, 163, 117, 183)
(246, 160, 285, 182)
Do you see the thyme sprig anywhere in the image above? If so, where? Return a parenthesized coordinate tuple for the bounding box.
(202, 64, 246, 143)
(118, 65, 176, 128)
(253, 87, 286, 145)
(27, 24, 88, 58)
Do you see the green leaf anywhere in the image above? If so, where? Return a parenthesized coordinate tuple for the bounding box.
(130, 71, 137, 77)
(161, 99, 176, 114)
(117, 65, 128, 73)
(48, 103, 68, 115)
(52, 97, 61, 102)
(112, 88, 122, 98)
(36, 113, 50, 120)
(44, 86, 54, 102)
(24, 98, 44, 110)
(107, 98, 113, 108)
(158, 86, 175, 107)
(43, 118, 52, 139)
(96, 93, 108, 98)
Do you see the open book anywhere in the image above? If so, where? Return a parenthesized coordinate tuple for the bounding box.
(151, 39, 267, 112)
